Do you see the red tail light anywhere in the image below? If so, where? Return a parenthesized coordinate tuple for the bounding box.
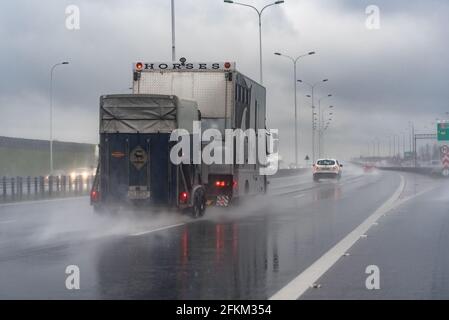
(215, 180, 227, 187)
(179, 191, 189, 203)
(90, 190, 99, 202)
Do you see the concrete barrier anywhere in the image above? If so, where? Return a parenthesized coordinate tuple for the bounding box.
(375, 166, 444, 177)
(351, 161, 445, 177)
(272, 168, 310, 178)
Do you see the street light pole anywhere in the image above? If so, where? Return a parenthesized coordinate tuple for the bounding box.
(258, 13, 262, 83)
(392, 135, 396, 158)
(298, 79, 329, 163)
(411, 122, 416, 167)
(402, 132, 406, 158)
(317, 94, 332, 157)
(321, 105, 334, 156)
(50, 61, 69, 174)
(224, 0, 284, 84)
(408, 121, 413, 153)
(312, 86, 315, 162)
(274, 51, 315, 166)
(388, 136, 391, 158)
(394, 134, 399, 159)
(377, 138, 380, 158)
(171, 0, 176, 61)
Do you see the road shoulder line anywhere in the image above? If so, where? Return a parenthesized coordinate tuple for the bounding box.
(269, 174, 405, 300)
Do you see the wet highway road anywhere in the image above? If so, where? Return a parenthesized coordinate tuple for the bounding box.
(0, 165, 446, 299)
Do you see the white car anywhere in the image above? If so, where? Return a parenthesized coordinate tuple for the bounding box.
(313, 159, 343, 182)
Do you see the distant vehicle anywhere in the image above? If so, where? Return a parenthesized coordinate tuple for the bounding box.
(428, 160, 441, 167)
(69, 167, 96, 180)
(43, 168, 94, 182)
(312, 159, 342, 182)
(428, 159, 443, 175)
(363, 163, 375, 173)
(45, 169, 66, 180)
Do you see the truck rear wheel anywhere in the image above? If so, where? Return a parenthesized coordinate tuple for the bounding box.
(93, 204, 105, 214)
(190, 190, 206, 218)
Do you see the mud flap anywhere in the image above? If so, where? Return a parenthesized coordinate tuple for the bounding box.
(215, 195, 231, 207)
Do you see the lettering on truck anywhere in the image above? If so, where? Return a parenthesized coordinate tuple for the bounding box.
(134, 61, 235, 72)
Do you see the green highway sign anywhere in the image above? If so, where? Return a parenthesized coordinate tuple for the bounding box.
(437, 122, 449, 141)
(404, 151, 414, 160)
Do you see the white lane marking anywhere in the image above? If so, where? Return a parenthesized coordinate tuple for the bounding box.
(0, 219, 16, 224)
(129, 223, 185, 237)
(293, 194, 305, 199)
(0, 196, 87, 208)
(390, 185, 436, 211)
(269, 180, 312, 192)
(341, 176, 365, 185)
(274, 174, 365, 198)
(269, 174, 405, 300)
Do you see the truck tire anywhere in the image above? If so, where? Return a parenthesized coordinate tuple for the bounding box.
(93, 204, 105, 214)
(264, 176, 268, 194)
(244, 181, 250, 194)
(190, 189, 206, 218)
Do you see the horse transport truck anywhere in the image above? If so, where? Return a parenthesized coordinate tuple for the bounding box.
(90, 59, 271, 215)
(131, 59, 269, 206)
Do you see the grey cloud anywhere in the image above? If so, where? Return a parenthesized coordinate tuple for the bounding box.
(0, 0, 448, 162)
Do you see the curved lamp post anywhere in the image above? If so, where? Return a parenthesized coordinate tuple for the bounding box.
(274, 51, 315, 165)
(297, 79, 329, 162)
(224, 0, 284, 84)
(50, 61, 69, 174)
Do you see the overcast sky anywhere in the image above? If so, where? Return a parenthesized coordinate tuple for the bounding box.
(1, 0, 448, 162)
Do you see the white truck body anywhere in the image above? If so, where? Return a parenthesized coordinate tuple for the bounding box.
(131, 61, 267, 199)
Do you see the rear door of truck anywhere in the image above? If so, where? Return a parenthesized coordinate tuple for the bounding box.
(126, 133, 151, 202)
(102, 133, 174, 206)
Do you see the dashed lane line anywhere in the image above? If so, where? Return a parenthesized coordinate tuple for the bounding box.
(129, 223, 186, 237)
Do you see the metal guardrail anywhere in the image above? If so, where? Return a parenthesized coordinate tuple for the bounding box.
(0, 175, 95, 203)
(0, 170, 309, 204)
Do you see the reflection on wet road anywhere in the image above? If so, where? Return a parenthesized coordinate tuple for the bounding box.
(0, 165, 445, 299)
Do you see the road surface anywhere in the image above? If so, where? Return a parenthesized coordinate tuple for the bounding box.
(0, 164, 447, 299)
